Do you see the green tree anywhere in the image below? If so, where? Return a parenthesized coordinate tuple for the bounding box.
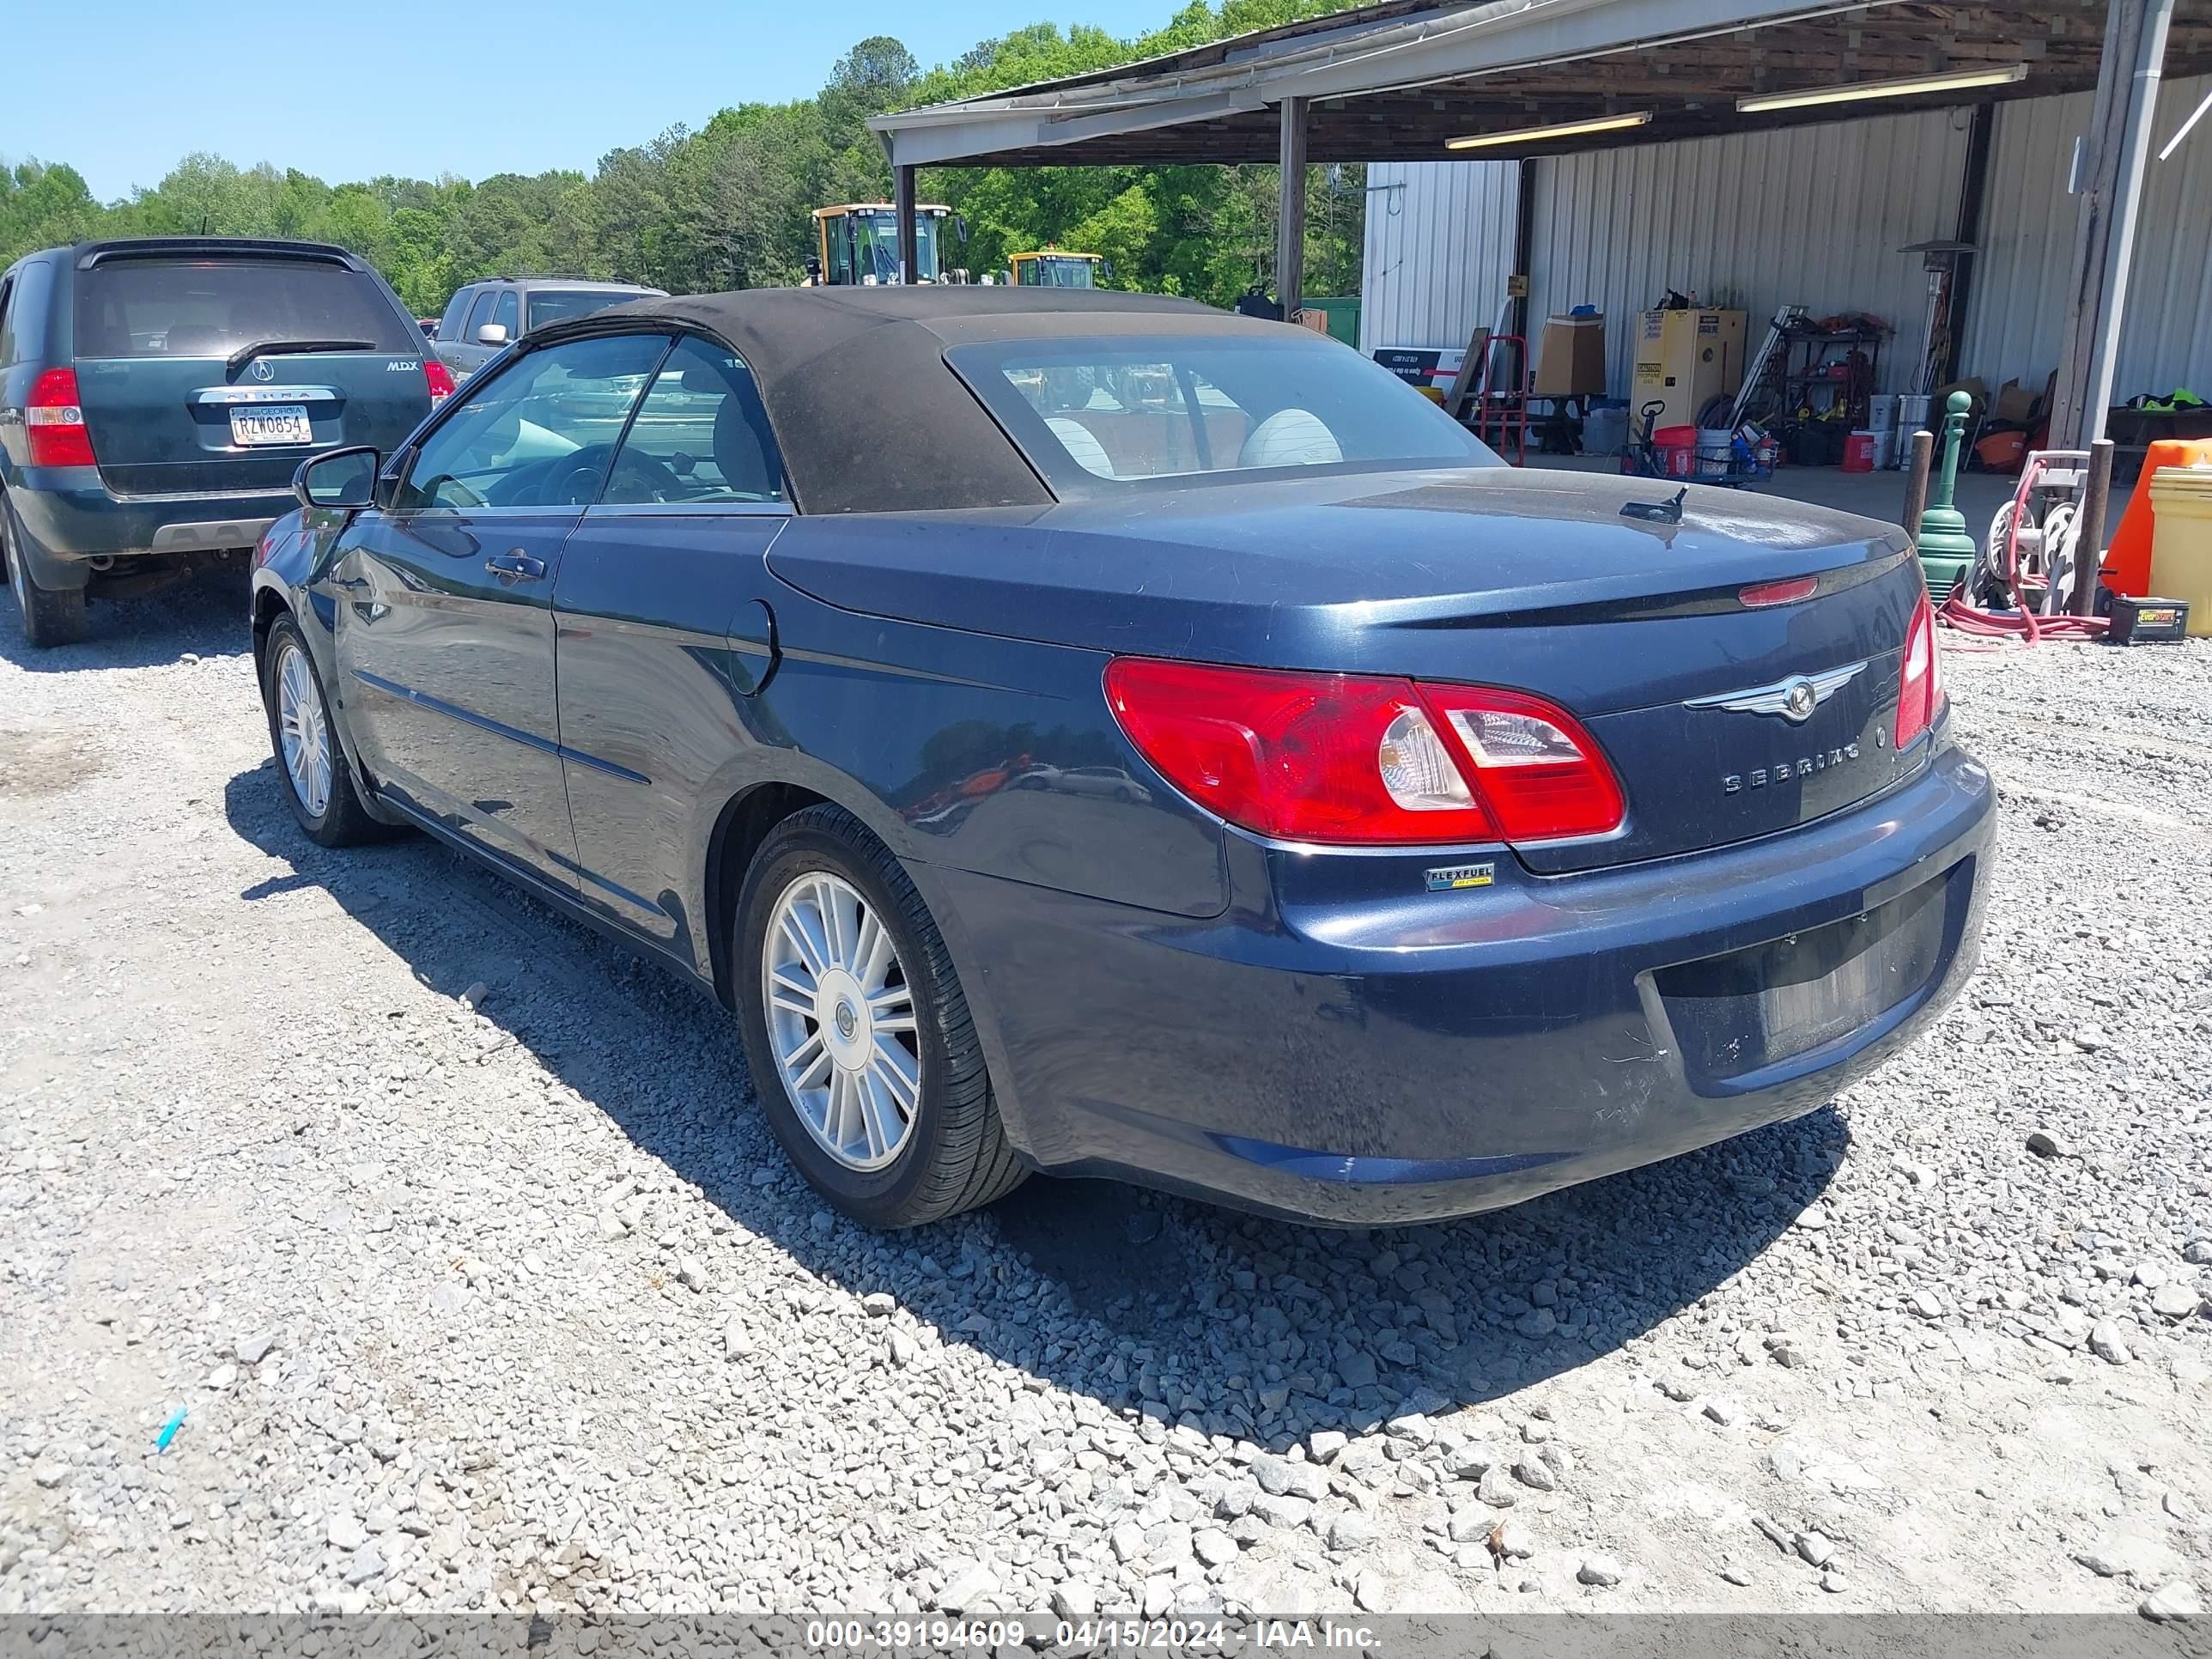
(0, 2, 1375, 313)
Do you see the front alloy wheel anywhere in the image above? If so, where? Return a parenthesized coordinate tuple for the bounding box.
(763, 871, 922, 1171)
(258, 611, 390, 848)
(275, 638, 335, 819)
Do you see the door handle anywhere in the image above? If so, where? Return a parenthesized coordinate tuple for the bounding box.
(484, 550, 547, 582)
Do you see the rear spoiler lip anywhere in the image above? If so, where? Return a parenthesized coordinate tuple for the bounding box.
(75, 238, 362, 271)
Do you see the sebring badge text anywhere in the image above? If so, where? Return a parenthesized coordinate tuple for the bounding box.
(1724, 741, 1860, 794)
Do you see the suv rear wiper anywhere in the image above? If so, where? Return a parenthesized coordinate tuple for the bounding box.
(226, 337, 377, 374)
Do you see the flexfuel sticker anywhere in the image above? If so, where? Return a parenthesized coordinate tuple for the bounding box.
(1425, 862, 1495, 892)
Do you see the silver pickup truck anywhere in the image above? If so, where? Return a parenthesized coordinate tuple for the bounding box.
(431, 276, 666, 379)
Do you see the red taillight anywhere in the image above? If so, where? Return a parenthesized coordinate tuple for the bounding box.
(1103, 658, 1625, 847)
(1420, 683, 1627, 842)
(1894, 586, 1946, 748)
(26, 368, 96, 468)
(423, 360, 456, 406)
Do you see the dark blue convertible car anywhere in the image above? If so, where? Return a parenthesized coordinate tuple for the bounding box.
(251, 288, 1992, 1230)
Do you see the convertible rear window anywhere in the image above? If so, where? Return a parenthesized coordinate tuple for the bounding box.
(946, 334, 1495, 490)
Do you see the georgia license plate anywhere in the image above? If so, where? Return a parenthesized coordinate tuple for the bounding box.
(230, 405, 313, 446)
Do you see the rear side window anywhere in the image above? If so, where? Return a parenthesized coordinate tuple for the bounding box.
(3, 262, 55, 365)
(492, 290, 519, 337)
(599, 337, 785, 505)
(73, 257, 416, 359)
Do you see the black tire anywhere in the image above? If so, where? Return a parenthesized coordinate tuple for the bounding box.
(258, 611, 389, 848)
(733, 804, 1026, 1229)
(2, 496, 88, 649)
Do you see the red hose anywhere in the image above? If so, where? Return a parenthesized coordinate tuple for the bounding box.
(1938, 586, 2108, 642)
(1934, 463, 2108, 644)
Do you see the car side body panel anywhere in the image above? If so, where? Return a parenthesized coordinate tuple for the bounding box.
(550, 505, 788, 957)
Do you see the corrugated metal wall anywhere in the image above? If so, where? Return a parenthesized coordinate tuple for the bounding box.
(1358, 160, 1519, 353)
(1360, 83, 2212, 406)
(1964, 72, 2212, 402)
(1526, 108, 1972, 395)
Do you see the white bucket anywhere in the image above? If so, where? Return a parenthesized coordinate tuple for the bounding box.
(1869, 393, 1898, 432)
(1697, 428, 1735, 480)
(1870, 428, 1898, 471)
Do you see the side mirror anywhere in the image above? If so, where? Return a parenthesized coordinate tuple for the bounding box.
(295, 447, 380, 512)
(1100, 259, 1115, 281)
(953, 215, 970, 243)
(476, 322, 509, 347)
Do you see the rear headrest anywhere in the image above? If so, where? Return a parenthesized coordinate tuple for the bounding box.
(713, 388, 774, 495)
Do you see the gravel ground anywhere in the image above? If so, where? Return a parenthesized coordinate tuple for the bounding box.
(1, 576, 2208, 1622)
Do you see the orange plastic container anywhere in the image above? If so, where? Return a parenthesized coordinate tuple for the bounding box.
(1975, 430, 2027, 472)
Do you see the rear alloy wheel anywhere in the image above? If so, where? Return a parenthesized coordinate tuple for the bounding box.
(258, 612, 387, 847)
(2, 498, 88, 649)
(734, 805, 1025, 1227)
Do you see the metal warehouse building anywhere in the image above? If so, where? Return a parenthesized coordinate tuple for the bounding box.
(1361, 70, 2212, 401)
(875, 0, 2212, 461)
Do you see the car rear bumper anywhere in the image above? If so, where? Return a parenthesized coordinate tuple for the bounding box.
(918, 735, 1995, 1226)
(9, 468, 289, 581)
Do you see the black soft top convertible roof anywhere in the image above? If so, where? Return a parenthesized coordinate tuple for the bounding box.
(530, 286, 1297, 514)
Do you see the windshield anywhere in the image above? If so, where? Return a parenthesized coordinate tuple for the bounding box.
(1020, 257, 1097, 289)
(851, 211, 941, 283)
(947, 334, 1496, 491)
(73, 258, 416, 358)
(526, 289, 643, 330)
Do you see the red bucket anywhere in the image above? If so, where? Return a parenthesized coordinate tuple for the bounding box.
(1653, 424, 1698, 480)
(1842, 430, 1877, 473)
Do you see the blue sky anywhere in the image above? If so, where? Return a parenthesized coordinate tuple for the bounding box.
(5, 0, 1176, 201)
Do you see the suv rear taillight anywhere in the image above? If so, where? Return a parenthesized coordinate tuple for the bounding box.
(26, 368, 96, 468)
(424, 360, 456, 406)
(1894, 586, 1946, 748)
(1103, 658, 1625, 847)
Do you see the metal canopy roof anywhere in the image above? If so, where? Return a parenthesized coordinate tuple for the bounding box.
(872, 0, 2212, 167)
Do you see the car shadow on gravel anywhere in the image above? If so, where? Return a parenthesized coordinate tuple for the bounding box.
(223, 760, 1846, 1440)
(0, 568, 252, 672)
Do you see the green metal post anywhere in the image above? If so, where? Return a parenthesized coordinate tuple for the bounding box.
(1916, 390, 1978, 600)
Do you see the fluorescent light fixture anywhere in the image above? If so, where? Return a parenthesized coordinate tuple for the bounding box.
(1737, 64, 2026, 114)
(1446, 111, 1652, 150)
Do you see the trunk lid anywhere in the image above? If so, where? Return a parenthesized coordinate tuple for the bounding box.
(768, 467, 1929, 872)
(70, 251, 431, 497)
